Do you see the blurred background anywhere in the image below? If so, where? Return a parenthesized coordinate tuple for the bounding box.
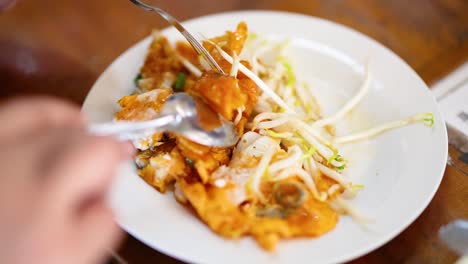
(1, 0, 467, 104)
(1, 1, 467, 263)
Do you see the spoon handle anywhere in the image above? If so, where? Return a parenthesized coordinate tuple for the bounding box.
(88, 114, 177, 141)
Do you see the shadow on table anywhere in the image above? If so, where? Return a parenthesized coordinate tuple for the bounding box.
(117, 235, 184, 264)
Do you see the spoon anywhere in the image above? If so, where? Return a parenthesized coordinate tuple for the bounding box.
(88, 93, 238, 147)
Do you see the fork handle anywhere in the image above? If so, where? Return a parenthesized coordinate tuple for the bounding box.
(129, 0, 224, 74)
(88, 114, 177, 141)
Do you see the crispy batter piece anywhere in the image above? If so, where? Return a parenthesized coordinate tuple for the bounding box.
(138, 145, 189, 193)
(204, 22, 248, 59)
(180, 180, 251, 238)
(139, 34, 184, 91)
(115, 88, 172, 149)
(180, 178, 338, 251)
(189, 71, 247, 120)
(186, 69, 258, 135)
(115, 88, 172, 121)
(202, 22, 255, 81)
(176, 136, 231, 183)
(178, 22, 259, 125)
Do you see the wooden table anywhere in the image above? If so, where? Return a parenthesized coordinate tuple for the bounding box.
(1, 0, 467, 263)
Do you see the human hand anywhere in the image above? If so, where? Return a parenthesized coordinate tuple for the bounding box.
(0, 97, 133, 264)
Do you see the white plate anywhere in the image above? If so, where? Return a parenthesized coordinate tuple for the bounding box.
(82, 11, 448, 264)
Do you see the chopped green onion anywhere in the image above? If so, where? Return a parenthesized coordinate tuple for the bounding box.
(174, 73, 186, 91)
(134, 73, 142, 87)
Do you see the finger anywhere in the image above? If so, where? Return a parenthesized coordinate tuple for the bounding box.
(0, 129, 81, 196)
(74, 202, 123, 264)
(0, 96, 85, 143)
(46, 135, 134, 208)
(0, 128, 83, 183)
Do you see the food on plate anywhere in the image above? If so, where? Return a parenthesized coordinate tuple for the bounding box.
(115, 22, 434, 251)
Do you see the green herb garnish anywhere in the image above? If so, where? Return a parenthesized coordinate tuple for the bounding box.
(174, 73, 186, 91)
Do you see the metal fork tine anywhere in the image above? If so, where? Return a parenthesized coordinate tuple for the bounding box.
(183, 32, 221, 71)
(183, 32, 202, 52)
(130, 0, 225, 75)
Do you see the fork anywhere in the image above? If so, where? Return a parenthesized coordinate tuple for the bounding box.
(129, 0, 225, 74)
(87, 3, 237, 147)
